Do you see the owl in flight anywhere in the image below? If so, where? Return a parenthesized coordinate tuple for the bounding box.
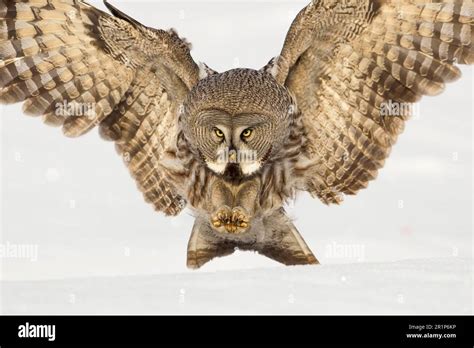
(0, 0, 472, 268)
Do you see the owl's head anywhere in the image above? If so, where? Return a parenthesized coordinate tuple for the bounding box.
(181, 69, 296, 179)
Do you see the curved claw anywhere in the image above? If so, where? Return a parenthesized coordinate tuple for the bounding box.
(210, 206, 251, 234)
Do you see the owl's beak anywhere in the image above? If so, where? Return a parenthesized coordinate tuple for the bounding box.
(229, 150, 237, 163)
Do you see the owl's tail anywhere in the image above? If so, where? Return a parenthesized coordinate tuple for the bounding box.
(186, 209, 319, 269)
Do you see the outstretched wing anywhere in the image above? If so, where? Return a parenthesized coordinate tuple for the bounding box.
(271, 0, 473, 204)
(0, 0, 202, 215)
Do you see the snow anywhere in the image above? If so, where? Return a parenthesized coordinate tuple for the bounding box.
(2, 258, 471, 315)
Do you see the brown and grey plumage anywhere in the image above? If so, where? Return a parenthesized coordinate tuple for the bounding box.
(1, 0, 472, 269)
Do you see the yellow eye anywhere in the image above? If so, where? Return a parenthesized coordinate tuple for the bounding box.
(241, 128, 253, 138)
(214, 128, 224, 138)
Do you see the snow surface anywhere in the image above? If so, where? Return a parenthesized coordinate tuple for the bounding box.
(1, 258, 472, 315)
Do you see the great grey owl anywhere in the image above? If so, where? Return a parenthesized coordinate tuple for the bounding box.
(1, 0, 473, 268)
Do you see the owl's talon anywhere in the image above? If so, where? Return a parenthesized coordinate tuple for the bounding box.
(210, 206, 250, 234)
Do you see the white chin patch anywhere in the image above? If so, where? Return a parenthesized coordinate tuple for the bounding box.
(206, 161, 261, 176)
(240, 161, 262, 176)
(206, 161, 226, 175)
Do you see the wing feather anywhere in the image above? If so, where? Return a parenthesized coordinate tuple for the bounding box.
(274, 0, 473, 204)
(0, 0, 201, 215)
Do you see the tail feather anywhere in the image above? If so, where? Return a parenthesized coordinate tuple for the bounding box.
(255, 210, 319, 266)
(186, 209, 318, 269)
(186, 216, 236, 269)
